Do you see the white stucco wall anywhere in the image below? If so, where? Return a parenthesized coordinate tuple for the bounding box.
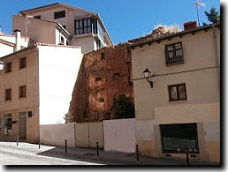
(0, 43, 14, 58)
(40, 123, 76, 147)
(38, 45, 83, 124)
(103, 118, 136, 153)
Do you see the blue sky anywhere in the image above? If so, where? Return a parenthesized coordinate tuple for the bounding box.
(0, 0, 220, 44)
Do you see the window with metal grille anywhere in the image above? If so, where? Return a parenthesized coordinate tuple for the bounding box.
(168, 83, 187, 101)
(165, 42, 184, 65)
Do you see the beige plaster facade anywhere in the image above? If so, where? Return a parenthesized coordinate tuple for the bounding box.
(130, 24, 220, 162)
(0, 47, 39, 143)
(14, 3, 112, 54)
(0, 44, 83, 143)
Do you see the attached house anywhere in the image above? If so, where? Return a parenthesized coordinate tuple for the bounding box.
(13, 15, 71, 46)
(13, 3, 113, 54)
(129, 22, 220, 162)
(0, 43, 83, 143)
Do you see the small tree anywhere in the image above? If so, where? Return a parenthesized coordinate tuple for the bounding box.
(114, 95, 135, 119)
(205, 8, 220, 24)
(64, 112, 74, 123)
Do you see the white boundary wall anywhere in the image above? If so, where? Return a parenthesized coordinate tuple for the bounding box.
(40, 123, 76, 147)
(103, 118, 136, 153)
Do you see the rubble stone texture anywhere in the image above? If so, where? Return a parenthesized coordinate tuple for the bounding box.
(69, 44, 133, 122)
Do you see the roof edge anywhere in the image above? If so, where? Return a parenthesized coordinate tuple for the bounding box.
(129, 23, 220, 48)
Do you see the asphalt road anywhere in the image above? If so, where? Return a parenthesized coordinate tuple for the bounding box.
(0, 142, 103, 165)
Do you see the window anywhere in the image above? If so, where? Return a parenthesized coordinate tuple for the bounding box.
(168, 83, 187, 101)
(54, 10, 65, 19)
(5, 62, 12, 73)
(74, 18, 97, 35)
(101, 52, 105, 60)
(19, 85, 26, 98)
(160, 123, 199, 153)
(19, 57, 26, 69)
(98, 97, 104, 103)
(3, 114, 12, 135)
(34, 15, 41, 19)
(62, 25, 66, 29)
(5, 89, 12, 101)
(60, 36, 65, 44)
(165, 42, 183, 65)
(95, 77, 102, 82)
(113, 73, 121, 77)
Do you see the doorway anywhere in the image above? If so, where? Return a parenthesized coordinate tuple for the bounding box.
(19, 112, 27, 139)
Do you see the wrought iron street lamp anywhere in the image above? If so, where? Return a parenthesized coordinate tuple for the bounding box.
(143, 68, 153, 88)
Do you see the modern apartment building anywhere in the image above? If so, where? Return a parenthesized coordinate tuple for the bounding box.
(129, 22, 220, 162)
(0, 43, 83, 143)
(13, 3, 113, 54)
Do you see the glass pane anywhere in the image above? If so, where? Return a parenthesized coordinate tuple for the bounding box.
(88, 19, 91, 26)
(79, 20, 83, 27)
(178, 85, 186, 99)
(175, 43, 182, 49)
(76, 21, 79, 28)
(170, 86, 178, 100)
(88, 27, 92, 33)
(167, 45, 174, 51)
(168, 52, 174, 59)
(160, 123, 199, 152)
(176, 49, 183, 57)
(84, 19, 88, 27)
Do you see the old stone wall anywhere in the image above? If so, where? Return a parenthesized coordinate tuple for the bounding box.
(69, 44, 133, 122)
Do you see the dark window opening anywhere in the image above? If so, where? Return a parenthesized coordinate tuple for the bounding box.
(168, 83, 187, 101)
(95, 77, 102, 82)
(96, 39, 101, 49)
(113, 73, 121, 77)
(101, 52, 105, 60)
(19, 57, 26, 69)
(62, 25, 66, 29)
(160, 123, 199, 153)
(28, 111, 33, 117)
(98, 97, 104, 103)
(165, 42, 184, 65)
(5, 62, 12, 73)
(19, 85, 26, 98)
(74, 18, 97, 35)
(34, 15, 41, 19)
(54, 10, 65, 19)
(5, 89, 12, 101)
(60, 36, 65, 44)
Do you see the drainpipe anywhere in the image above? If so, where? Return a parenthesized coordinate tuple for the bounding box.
(14, 29, 21, 52)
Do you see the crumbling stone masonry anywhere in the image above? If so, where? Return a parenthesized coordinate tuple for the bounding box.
(69, 44, 133, 122)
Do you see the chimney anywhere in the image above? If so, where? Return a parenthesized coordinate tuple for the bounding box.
(14, 29, 21, 51)
(184, 21, 197, 31)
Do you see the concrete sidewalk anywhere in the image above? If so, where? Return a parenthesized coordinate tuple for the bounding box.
(0, 141, 220, 166)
